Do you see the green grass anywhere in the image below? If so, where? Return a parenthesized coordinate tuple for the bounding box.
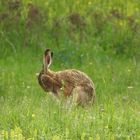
(0, 51, 140, 140)
(0, 0, 140, 139)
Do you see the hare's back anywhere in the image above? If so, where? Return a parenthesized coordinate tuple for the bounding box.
(57, 69, 93, 86)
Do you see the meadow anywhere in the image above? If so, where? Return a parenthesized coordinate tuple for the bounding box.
(0, 0, 140, 139)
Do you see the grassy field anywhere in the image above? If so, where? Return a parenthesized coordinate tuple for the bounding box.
(0, 0, 140, 140)
(0, 51, 140, 140)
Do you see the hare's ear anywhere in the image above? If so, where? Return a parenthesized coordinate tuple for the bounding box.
(44, 49, 53, 68)
(51, 52, 53, 58)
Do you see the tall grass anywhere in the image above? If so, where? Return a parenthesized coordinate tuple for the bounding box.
(0, 52, 140, 139)
(0, 0, 140, 57)
(0, 0, 140, 139)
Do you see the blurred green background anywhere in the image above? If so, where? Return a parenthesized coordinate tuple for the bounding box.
(0, 0, 140, 139)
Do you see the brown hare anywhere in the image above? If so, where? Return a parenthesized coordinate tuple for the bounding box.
(38, 49, 95, 106)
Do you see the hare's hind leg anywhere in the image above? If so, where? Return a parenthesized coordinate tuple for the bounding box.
(73, 86, 92, 106)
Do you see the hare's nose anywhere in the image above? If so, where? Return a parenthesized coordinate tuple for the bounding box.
(36, 73, 39, 76)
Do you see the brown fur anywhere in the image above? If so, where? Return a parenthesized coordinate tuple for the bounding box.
(38, 50, 95, 106)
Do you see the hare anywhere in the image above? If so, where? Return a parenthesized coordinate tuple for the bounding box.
(38, 49, 95, 106)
